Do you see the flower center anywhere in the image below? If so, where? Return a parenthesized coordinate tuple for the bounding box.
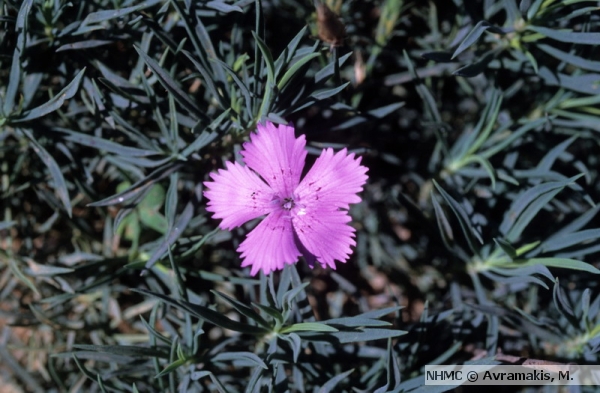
(282, 197, 295, 210)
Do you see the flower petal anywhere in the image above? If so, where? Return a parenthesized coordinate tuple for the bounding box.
(291, 208, 356, 269)
(238, 209, 302, 276)
(203, 161, 276, 230)
(294, 148, 368, 211)
(240, 122, 307, 196)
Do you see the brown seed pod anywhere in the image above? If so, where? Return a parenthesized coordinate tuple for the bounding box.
(316, 1, 346, 48)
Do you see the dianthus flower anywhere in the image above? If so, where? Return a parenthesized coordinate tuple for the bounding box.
(203, 121, 368, 275)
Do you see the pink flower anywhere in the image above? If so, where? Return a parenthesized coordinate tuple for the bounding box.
(203, 121, 368, 276)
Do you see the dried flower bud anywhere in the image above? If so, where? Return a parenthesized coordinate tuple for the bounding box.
(316, 1, 346, 48)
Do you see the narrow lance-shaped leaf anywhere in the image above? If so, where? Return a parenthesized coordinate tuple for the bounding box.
(211, 290, 271, 329)
(538, 44, 600, 72)
(253, 32, 276, 120)
(71, 345, 169, 359)
(453, 49, 498, 77)
(80, 0, 162, 25)
(88, 162, 184, 207)
(135, 47, 209, 123)
(277, 52, 320, 90)
(143, 201, 194, 271)
(213, 58, 253, 116)
(480, 118, 547, 159)
(317, 369, 354, 393)
(461, 155, 496, 189)
(206, 1, 243, 13)
(433, 180, 484, 254)
(300, 328, 406, 344)
(20, 128, 72, 217)
(431, 190, 455, 252)
(56, 40, 113, 52)
(505, 258, 600, 274)
(280, 322, 339, 333)
(192, 7, 227, 85)
(315, 52, 352, 83)
(180, 108, 228, 157)
(452, 21, 504, 59)
(133, 288, 269, 335)
(500, 174, 584, 242)
(13, 69, 86, 123)
(494, 238, 517, 259)
(3, 47, 22, 116)
(54, 128, 159, 157)
(541, 229, 600, 253)
(182, 50, 228, 109)
(528, 26, 600, 45)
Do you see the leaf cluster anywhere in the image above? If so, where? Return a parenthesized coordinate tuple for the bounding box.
(2, 0, 600, 392)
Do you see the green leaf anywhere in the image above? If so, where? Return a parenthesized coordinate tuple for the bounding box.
(3, 46, 22, 116)
(143, 201, 194, 270)
(277, 52, 320, 90)
(450, 90, 502, 159)
(8, 257, 40, 296)
(56, 40, 113, 52)
(538, 44, 600, 73)
(155, 358, 187, 378)
(280, 322, 339, 333)
(500, 174, 584, 242)
(88, 162, 183, 207)
(506, 258, 600, 274)
(211, 290, 271, 329)
(515, 241, 540, 256)
(494, 238, 517, 259)
(461, 154, 496, 189)
(480, 118, 547, 159)
(3, 0, 32, 115)
(310, 82, 350, 100)
(206, 1, 243, 13)
(317, 369, 354, 393)
(24, 260, 74, 276)
(135, 47, 209, 123)
(433, 180, 484, 254)
(80, 0, 162, 25)
(181, 128, 220, 158)
(253, 303, 284, 325)
(359, 306, 403, 319)
(253, 32, 276, 120)
(322, 316, 392, 328)
(133, 289, 270, 335)
(315, 52, 352, 83)
(333, 329, 406, 343)
(20, 128, 72, 217)
(252, 32, 275, 82)
(541, 229, 600, 253)
(278, 333, 302, 362)
(13, 69, 85, 123)
(431, 189, 455, 251)
(452, 21, 504, 59)
(55, 128, 159, 156)
(537, 66, 600, 95)
(71, 345, 169, 359)
(213, 58, 253, 116)
(212, 352, 267, 369)
(453, 49, 498, 77)
(299, 328, 407, 344)
(182, 50, 227, 109)
(528, 26, 600, 45)
(526, 0, 544, 20)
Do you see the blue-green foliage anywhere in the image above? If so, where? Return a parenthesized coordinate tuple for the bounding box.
(1, 0, 600, 392)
